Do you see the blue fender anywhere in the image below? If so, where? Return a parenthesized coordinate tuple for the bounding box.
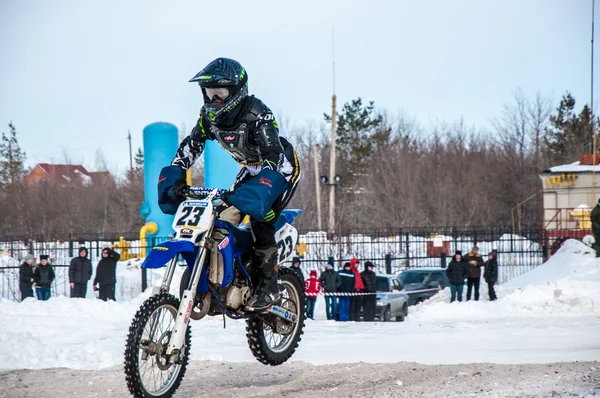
(141, 240, 209, 292)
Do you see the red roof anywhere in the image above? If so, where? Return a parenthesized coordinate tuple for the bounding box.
(25, 163, 113, 186)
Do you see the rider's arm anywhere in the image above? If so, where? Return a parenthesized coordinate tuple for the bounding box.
(171, 116, 210, 171)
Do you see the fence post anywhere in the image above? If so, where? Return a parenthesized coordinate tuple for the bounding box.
(405, 233, 410, 268)
(328, 256, 334, 270)
(385, 253, 392, 274)
(542, 229, 549, 262)
(440, 252, 447, 269)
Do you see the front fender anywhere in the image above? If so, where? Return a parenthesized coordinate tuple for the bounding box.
(142, 240, 196, 269)
(142, 239, 209, 292)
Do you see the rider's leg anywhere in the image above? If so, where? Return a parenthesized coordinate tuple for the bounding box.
(245, 175, 299, 312)
(246, 219, 280, 311)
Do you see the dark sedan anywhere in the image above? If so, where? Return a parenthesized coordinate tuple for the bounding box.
(399, 268, 450, 306)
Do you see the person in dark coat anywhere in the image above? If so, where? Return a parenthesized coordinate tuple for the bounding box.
(483, 251, 498, 301)
(33, 255, 55, 301)
(319, 261, 341, 320)
(591, 199, 600, 257)
(69, 247, 93, 298)
(290, 256, 304, 282)
(446, 251, 467, 303)
(360, 261, 378, 322)
(337, 262, 355, 322)
(93, 247, 120, 301)
(463, 246, 484, 301)
(19, 254, 35, 301)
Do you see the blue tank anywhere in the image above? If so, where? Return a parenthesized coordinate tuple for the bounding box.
(204, 140, 240, 189)
(141, 122, 179, 238)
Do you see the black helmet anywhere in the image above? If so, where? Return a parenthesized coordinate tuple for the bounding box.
(189, 58, 248, 125)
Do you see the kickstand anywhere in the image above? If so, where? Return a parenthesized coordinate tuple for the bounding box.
(222, 314, 226, 329)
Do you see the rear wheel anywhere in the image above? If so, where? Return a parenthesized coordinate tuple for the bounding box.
(246, 268, 305, 365)
(124, 293, 191, 398)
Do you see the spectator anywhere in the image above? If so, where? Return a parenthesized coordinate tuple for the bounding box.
(484, 251, 499, 301)
(93, 247, 120, 301)
(591, 199, 600, 257)
(33, 255, 55, 301)
(338, 262, 355, 322)
(463, 245, 484, 301)
(349, 257, 365, 321)
(360, 261, 378, 322)
(446, 251, 467, 303)
(319, 261, 341, 320)
(69, 247, 93, 298)
(304, 270, 321, 320)
(19, 254, 35, 301)
(290, 256, 304, 281)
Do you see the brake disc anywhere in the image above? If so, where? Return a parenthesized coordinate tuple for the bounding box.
(155, 331, 172, 371)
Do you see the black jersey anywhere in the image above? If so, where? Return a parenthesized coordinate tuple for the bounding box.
(172, 96, 299, 184)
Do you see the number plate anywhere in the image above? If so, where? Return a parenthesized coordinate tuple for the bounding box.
(172, 200, 212, 231)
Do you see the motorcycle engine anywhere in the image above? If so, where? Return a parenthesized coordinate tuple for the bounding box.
(224, 286, 251, 310)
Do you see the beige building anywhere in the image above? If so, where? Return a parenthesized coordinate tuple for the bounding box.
(539, 156, 598, 233)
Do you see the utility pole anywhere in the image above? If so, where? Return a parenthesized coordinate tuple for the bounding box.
(313, 143, 322, 231)
(592, 0, 597, 202)
(128, 130, 133, 173)
(328, 28, 337, 236)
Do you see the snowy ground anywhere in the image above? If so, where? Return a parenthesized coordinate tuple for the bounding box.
(0, 239, 599, 396)
(1, 361, 598, 398)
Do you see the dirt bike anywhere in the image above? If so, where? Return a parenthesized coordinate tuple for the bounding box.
(124, 187, 305, 398)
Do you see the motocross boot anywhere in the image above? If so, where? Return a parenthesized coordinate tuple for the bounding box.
(245, 246, 281, 312)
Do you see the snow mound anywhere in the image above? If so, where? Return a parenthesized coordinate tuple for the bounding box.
(504, 239, 599, 287)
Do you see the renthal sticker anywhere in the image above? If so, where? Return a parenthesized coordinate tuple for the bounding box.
(184, 201, 209, 207)
(218, 236, 229, 250)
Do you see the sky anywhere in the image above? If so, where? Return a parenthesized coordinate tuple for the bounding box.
(0, 0, 594, 174)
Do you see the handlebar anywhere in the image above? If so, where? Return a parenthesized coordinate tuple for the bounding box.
(185, 186, 226, 199)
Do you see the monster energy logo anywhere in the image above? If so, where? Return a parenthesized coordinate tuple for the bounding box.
(208, 112, 216, 121)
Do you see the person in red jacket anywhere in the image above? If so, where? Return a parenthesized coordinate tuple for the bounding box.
(349, 258, 365, 321)
(304, 270, 321, 320)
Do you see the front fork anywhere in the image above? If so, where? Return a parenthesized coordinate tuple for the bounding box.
(166, 213, 216, 361)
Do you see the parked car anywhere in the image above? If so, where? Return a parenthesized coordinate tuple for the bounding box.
(399, 268, 450, 306)
(375, 275, 409, 322)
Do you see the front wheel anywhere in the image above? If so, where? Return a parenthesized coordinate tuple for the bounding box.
(246, 267, 306, 365)
(382, 307, 391, 322)
(396, 304, 407, 322)
(124, 293, 191, 398)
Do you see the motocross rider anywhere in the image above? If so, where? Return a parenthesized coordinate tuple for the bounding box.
(158, 58, 300, 312)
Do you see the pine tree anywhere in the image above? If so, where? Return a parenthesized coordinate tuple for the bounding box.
(134, 147, 144, 172)
(544, 93, 594, 164)
(324, 98, 389, 177)
(0, 122, 27, 187)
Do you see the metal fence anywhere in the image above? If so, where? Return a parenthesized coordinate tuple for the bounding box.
(0, 227, 549, 301)
(293, 227, 546, 283)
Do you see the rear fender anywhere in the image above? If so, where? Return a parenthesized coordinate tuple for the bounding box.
(141, 239, 209, 292)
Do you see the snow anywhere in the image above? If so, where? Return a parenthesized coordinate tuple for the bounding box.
(547, 161, 600, 173)
(0, 239, 599, 371)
